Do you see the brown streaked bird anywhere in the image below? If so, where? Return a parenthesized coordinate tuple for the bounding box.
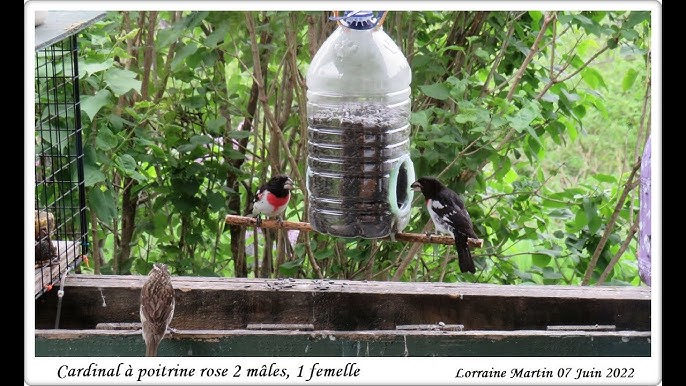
(35, 210, 55, 239)
(35, 226, 58, 264)
(140, 263, 175, 357)
(411, 177, 479, 274)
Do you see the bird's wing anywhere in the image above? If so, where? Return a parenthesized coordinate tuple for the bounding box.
(141, 283, 175, 330)
(436, 188, 478, 239)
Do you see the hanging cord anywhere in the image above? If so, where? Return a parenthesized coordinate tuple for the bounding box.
(54, 255, 84, 329)
(375, 11, 388, 30)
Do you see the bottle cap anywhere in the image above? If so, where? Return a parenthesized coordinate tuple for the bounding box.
(330, 11, 385, 30)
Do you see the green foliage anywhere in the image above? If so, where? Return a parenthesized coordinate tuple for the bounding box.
(71, 11, 650, 285)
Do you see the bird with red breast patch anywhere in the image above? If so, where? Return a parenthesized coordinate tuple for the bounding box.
(249, 174, 295, 227)
(411, 177, 478, 274)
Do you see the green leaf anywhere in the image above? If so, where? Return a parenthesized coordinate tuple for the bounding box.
(88, 187, 117, 223)
(410, 110, 431, 130)
(315, 248, 334, 260)
(81, 89, 112, 120)
(588, 215, 602, 234)
(177, 143, 198, 153)
(509, 103, 539, 132)
(226, 130, 252, 139)
(542, 267, 563, 280)
(171, 42, 199, 72)
(532, 253, 551, 267)
(622, 68, 639, 91)
(529, 11, 542, 23)
(205, 25, 228, 48)
(592, 174, 617, 183)
(419, 83, 451, 100)
(206, 192, 226, 211)
(181, 95, 206, 109)
(540, 91, 559, 103)
(582, 199, 601, 233)
(103, 68, 141, 96)
(95, 127, 119, 151)
(573, 105, 586, 119)
(474, 48, 490, 61)
(574, 210, 588, 229)
(156, 26, 184, 50)
(115, 154, 137, 173)
(84, 163, 106, 187)
(190, 135, 213, 145)
(577, 39, 600, 57)
(225, 148, 246, 160)
(207, 117, 227, 135)
(624, 11, 650, 29)
(116, 154, 146, 182)
(574, 14, 593, 25)
(80, 58, 114, 76)
(525, 126, 542, 146)
(279, 258, 304, 276)
(581, 67, 607, 89)
(514, 269, 533, 281)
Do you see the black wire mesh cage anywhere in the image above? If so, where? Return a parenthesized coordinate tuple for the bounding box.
(34, 33, 88, 299)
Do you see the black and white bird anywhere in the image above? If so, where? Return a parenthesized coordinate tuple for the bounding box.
(140, 263, 175, 357)
(411, 177, 478, 274)
(248, 174, 295, 226)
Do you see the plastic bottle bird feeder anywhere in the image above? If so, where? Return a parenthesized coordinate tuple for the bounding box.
(306, 11, 415, 238)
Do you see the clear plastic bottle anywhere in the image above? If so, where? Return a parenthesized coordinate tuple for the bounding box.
(306, 11, 415, 238)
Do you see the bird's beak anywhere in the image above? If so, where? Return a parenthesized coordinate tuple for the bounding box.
(284, 179, 295, 190)
(411, 181, 422, 192)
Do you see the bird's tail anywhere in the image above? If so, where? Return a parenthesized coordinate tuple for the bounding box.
(145, 336, 162, 357)
(455, 235, 476, 274)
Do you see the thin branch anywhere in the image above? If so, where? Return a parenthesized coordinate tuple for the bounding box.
(480, 13, 518, 97)
(225, 215, 483, 247)
(303, 232, 324, 279)
(438, 244, 453, 282)
(596, 215, 640, 286)
(549, 13, 557, 80)
(581, 158, 642, 285)
(536, 44, 609, 100)
(139, 11, 157, 101)
(392, 221, 434, 281)
(506, 12, 555, 101)
(155, 12, 181, 102)
(89, 208, 101, 274)
(244, 12, 306, 200)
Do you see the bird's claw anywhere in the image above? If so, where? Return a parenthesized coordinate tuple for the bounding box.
(255, 216, 262, 227)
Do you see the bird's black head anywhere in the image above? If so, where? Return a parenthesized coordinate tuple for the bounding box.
(411, 177, 446, 199)
(267, 174, 295, 195)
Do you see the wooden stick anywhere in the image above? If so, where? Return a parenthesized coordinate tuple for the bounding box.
(225, 215, 484, 248)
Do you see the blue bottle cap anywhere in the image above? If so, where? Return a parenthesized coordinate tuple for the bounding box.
(329, 11, 386, 30)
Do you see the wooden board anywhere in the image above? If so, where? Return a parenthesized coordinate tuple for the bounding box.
(34, 240, 82, 299)
(35, 275, 651, 331)
(34, 329, 651, 357)
(35, 11, 106, 50)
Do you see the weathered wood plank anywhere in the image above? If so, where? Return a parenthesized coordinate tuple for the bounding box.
(34, 241, 81, 299)
(34, 329, 651, 357)
(35, 275, 651, 331)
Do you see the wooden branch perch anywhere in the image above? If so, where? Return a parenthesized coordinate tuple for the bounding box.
(225, 215, 484, 248)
